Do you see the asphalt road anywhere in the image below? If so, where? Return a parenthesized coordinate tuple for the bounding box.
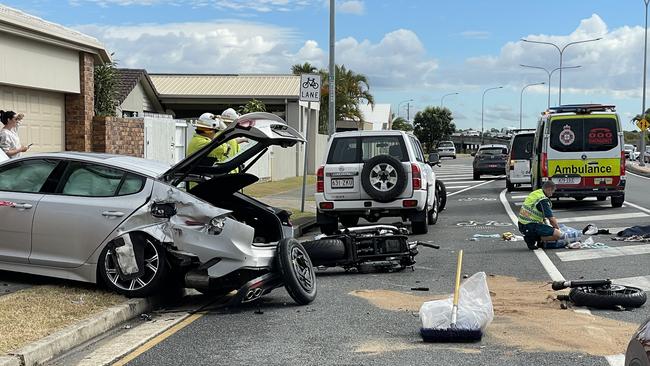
(51, 157, 650, 366)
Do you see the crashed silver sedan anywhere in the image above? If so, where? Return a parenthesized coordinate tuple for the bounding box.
(0, 113, 316, 305)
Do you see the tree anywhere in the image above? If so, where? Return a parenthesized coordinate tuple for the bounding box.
(412, 106, 456, 152)
(94, 59, 118, 117)
(291, 62, 318, 75)
(391, 116, 413, 132)
(239, 99, 266, 114)
(318, 65, 374, 132)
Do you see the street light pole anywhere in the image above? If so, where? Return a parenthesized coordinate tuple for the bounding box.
(641, 0, 649, 166)
(481, 86, 503, 145)
(520, 64, 581, 108)
(397, 99, 413, 119)
(521, 37, 602, 105)
(327, 0, 336, 136)
(440, 92, 459, 107)
(520, 82, 545, 129)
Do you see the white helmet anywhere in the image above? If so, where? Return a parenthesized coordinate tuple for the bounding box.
(221, 108, 239, 122)
(196, 112, 226, 130)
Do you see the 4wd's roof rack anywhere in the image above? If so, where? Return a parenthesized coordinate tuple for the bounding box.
(546, 104, 616, 114)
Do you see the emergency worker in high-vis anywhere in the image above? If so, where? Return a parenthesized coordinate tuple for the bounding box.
(517, 180, 562, 250)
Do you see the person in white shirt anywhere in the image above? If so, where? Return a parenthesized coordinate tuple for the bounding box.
(0, 110, 29, 159)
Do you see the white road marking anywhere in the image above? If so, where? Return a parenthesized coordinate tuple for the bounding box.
(559, 212, 647, 223)
(435, 175, 473, 179)
(447, 180, 496, 197)
(556, 244, 650, 262)
(499, 189, 565, 282)
(439, 180, 482, 184)
(624, 200, 650, 215)
(628, 171, 650, 180)
(510, 195, 528, 199)
(446, 185, 470, 189)
(612, 275, 650, 291)
(605, 354, 625, 366)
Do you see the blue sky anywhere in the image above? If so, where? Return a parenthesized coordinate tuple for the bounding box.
(4, 0, 649, 131)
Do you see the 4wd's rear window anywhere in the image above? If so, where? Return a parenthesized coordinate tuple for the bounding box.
(478, 147, 507, 155)
(438, 142, 454, 147)
(327, 136, 408, 163)
(511, 135, 534, 159)
(549, 118, 618, 152)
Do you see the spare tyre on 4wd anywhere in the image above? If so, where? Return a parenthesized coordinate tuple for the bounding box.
(315, 131, 441, 235)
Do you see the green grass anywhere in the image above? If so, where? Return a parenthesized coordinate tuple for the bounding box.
(244, 175, 316, 198)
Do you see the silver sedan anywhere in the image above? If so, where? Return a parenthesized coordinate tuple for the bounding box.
(0, 113, 316, 305)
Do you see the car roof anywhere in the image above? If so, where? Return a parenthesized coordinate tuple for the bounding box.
(7, 152, 170, 178)
(479, 144, 508, 149)
(332, 130, 407, 138)
(513, 131, 534, 137)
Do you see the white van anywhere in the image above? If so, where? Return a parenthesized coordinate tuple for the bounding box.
(530, 104, 625, 207)
(506, 131, 534, 191)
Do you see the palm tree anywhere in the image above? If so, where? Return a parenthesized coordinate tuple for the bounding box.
(291, 62, 318, 75)
(318, 65, 375, 131)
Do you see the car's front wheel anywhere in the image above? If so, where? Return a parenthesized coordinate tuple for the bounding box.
(473, 171, 480, 180)
(411, 206, 429, 235)
(612, 195, 625, 208)
(98, 234, 169, 298)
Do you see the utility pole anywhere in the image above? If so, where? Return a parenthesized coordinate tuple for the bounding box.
(641, 0, 650, 166)
(407, 102, 411, 122)
(327, 0, 336, 136)
(520, 82, 545, 129)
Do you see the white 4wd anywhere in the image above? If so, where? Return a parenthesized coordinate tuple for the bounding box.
(315, 131, 440, 235)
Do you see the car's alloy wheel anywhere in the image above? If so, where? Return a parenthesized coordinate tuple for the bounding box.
(369, 163, 398, 191)
(99, 236, 168, 297)
(277, 238, 317, 305)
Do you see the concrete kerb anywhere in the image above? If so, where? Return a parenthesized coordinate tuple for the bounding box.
(627, 161, 650, 178)
(6, 297, 153, 366)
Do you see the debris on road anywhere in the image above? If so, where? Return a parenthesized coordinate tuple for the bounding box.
(411, 287, 430, 291)
(501, 232, 524, 241)
(582, 224, 609, 235)
(472, 234, 501, 239)
(353, 276, 638, 356)
(140, 313, 152, 321)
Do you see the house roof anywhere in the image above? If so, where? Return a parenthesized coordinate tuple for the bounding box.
(149, 74, 300, 99)
(0, 4, 110, 63)
(359, 104, 392, 131)
(115, 69, 152, 104)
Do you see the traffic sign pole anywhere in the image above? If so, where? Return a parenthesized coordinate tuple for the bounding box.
(300, 101, 311, 212)
(299, 74, 320, 212)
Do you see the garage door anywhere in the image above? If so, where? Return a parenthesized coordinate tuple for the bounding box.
(0, 85, 65, 153)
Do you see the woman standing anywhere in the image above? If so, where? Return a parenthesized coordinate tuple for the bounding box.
(0, 110, 29, 158)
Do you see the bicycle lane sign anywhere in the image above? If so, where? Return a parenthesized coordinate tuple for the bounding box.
(300, 74, 321, 102)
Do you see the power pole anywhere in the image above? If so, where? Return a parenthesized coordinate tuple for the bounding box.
(327, 0, 336, 136)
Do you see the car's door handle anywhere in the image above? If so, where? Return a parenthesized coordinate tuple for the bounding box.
(13, 203, 33, 210)
(102, 211, 125, 218)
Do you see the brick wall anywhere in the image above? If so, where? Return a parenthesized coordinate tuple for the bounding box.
(65, 52, 95, 151)
(92, 116, 144, 157)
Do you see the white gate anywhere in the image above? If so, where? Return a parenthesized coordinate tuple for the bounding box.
(144, 116, 176, 164)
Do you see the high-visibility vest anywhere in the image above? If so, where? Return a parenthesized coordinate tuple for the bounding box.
(518, 189, 548, 224)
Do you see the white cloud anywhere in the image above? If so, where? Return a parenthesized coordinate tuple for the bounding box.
(441, 14, 647, 99)
(334, 29, 439, 89)
(460, 31, 490, 40)
(78, 21, 439, 90)
(69, 0, 315, 12)
(338, 0, 364, 15)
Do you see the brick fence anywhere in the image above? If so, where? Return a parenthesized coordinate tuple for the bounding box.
(92, 116, 144, 157)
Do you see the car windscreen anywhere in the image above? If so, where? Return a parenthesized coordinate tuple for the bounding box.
(549, 117, 618, 152)
(478, 148, 507, 156)
(327, 135, 408, 163)
(511, 135, 534, 159)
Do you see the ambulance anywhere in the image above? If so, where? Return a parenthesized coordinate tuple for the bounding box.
(530, 104, 625, 208)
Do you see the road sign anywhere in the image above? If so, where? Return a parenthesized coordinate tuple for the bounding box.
(300, 74, 321, 103)
(638, 118, 650, 131)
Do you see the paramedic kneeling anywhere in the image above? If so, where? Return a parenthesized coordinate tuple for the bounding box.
(517, 180, 562, 250)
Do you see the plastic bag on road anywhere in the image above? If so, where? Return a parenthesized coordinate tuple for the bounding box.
(420, 272, 494, 331)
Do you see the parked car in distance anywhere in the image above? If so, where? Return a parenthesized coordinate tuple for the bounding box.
(0, 113, 317, 305)
(624, 144, 640, 161)
(315, 130, 441, 235)
(437, 140, 457, 159)
(472, 144, 508, 180)
(506, 132, 534, 191)
(641, 146, 650, 163)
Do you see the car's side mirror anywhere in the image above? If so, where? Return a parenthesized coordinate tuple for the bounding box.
(428, 152, 440, 165)
(471, 152, 476, 157)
